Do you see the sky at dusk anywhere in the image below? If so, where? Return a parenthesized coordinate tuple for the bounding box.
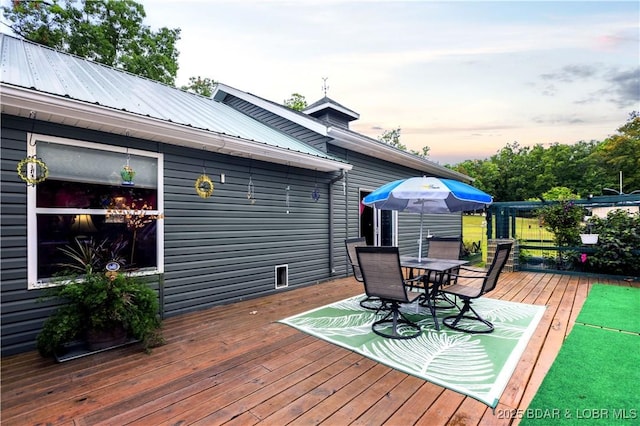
(31, 1, 640, 164)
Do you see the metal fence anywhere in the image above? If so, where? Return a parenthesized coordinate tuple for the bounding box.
(485, 195, 640, 277)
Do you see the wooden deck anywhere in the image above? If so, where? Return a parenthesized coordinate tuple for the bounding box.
(1, 271, 636, 425)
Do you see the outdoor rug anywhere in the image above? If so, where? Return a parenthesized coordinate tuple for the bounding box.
(522, 285, 640, 425)
(279, 294, 546, 408)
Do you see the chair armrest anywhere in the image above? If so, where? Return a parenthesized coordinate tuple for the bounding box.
(448, 271, 489, 280)
(405, 275, 426, 284)
(458, 265, 485, 272)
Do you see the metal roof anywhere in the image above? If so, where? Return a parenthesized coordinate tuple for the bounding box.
(0, 34, 350, 171)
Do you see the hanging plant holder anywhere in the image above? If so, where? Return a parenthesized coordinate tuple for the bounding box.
(247, 175, 256, 204)
(312, 184, 320, 202)
(285, 185, 291, 214)
(17, 156, 49, 186)
(195, 174, 214, 198)
(120, 165, 136, 186)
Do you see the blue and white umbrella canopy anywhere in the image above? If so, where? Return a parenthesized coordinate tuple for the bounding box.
(363, 176, 492, 214)
(362, 176, 493, 260)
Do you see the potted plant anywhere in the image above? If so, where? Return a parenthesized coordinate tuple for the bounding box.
(579, 215, 599, 244)
(36, 238, 163, 358)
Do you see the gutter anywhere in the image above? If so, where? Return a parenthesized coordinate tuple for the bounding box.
(328, 170, 346, 276)
(1, 85, 352, 173)
(328, 126, 472, 182)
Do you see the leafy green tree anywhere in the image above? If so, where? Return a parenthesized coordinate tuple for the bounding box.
(378, 127, 406, 151)
(181, 76, 217, 97)
(283, 93, 307, 111)
(410, 145, 430, 158)
(450, 140, 601, 201)
(590, 112, 640, 194)
(377, 127, 430, 158)
(540, 187, 579, 201)
(537, 200, 583, 247)
(2, 0, 181, 85)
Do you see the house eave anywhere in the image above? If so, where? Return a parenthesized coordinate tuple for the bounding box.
(304, 101, 359, 120)
(328, 127, 471, 182)
(212, 83, 330, 136)
(1, 85, 351, 173)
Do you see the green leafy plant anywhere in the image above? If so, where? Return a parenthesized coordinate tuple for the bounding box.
(36, 238, 163, 358)
(536, 201, 584, 247)
(57, 237, 127, 275)
(589, 210, 640, 276)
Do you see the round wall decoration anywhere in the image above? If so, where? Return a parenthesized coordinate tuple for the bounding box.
(17, 156, 49, 186)
(195, 174, 214, 198)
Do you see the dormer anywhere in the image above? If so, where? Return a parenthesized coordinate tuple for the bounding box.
(304, 96, 359, 129)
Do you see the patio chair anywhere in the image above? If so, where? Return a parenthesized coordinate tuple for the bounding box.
(423, 237, 463, 307)
(345, 237, 382, 311)
(425, 236, 462, 284)
(427, 236, 462, 260)
(356, 246, 423, 339)
(441, 242, 513, 334)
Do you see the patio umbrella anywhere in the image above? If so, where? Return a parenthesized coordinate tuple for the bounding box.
(362, 176, 493, 261)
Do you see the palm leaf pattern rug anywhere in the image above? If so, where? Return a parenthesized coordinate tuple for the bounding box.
(279, 295, 545, 408)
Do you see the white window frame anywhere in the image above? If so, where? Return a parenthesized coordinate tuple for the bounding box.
(27, 134, 164, 289)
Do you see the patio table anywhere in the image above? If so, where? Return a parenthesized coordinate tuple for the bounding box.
(400, 256, 469, 331)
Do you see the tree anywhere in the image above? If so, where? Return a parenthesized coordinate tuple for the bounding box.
(283, 93, 307, 111)
(378, 127, 431, 158)
(410, 145, 430, 158)
(591, 111, 640, 194)
(2, 0, 181, 85)
(539, 187, 579, 201)
(181, 76, 217, 97)
(378, 127, 406, 151)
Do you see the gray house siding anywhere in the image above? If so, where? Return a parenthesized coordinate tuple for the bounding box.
(310, 112, 351, 129)
(161, 144, 340, 317)
(222, 95, 332, 153)
(0, 114, 342, 356)
(1, 125, 33, 356)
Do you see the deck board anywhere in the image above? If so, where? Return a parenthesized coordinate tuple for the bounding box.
(1, 272, 636, 425)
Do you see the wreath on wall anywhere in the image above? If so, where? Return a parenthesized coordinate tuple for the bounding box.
(17, 156, 49, 186)
(195, 174, 214, 198)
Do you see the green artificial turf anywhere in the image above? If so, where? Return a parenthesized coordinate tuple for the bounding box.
(522, 284, 640, 425)
(521, 325, 639, 425)
(577, 284, 640, 333)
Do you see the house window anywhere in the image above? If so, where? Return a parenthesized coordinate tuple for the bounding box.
(27, 135, 164, 289)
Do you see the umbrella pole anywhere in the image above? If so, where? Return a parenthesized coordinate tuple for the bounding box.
(418, 211, 424, 262)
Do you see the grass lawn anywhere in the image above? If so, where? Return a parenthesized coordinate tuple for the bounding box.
(462, 215, 557, 264)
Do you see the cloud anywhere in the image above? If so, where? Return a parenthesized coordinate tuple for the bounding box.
(604, 67, 640, 108)
(540, 64, 599, 83)
(531, 115, 585, 125)
(537, 64, 639, 109)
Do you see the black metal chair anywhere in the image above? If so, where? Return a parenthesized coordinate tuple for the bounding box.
(426, 237, 462, 282)
(345, 237, 382, 311)
(441, 242, 513, 333)
(356, 246, 423, 339)
(423, 237, 463, 307)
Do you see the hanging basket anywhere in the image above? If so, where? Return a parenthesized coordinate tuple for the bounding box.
(120, 165, 136, 186)
(580, 234, 599, 245)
